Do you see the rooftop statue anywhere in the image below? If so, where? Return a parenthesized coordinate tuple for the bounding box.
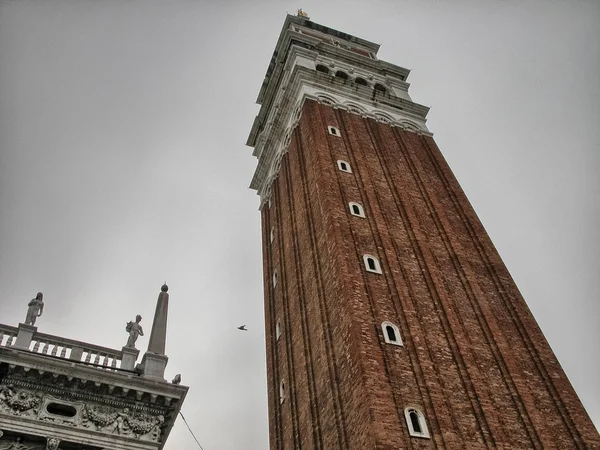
(25, 292, 44, 326)
(125, 315, 144, 349)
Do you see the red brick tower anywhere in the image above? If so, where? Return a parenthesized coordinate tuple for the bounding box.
(246, 14, 600, 449)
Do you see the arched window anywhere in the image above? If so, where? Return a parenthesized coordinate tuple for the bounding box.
(280, 380, 286, 403)
(335, 70, 349, 80)
(273, 270, 278, 287)
(381, 321, 403, 346)
(316, 64, 329, 74)
(337, 160, 352, 173)
(363, 254, 382, 274)
(404, 407, 430, 438)
(349, 202, 365, 218)
(374, 83, 387, 93)
(328, 125, 340, 137)
(355, 77, 368, 86)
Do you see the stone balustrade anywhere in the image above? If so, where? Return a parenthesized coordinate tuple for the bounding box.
(0, 324, 18, 348)
(0, 323, 137, 371)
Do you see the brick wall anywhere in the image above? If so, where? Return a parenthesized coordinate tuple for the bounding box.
(261, 99, 600, 449)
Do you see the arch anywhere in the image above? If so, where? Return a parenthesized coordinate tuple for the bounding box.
(381, 321, 403, 346)
(349, 202, 365, 218)
(354, 77, 368, 86)
(373, 111, 394, 123)
(374, 83, 387, 93)
(337, 160, 352, 173)
(316, 93, 337, 106)
(344, 102, 367, 114)
(335, 70, 349, 80)
(316, 64, 330, 74)
(404, 407, 430, 438)
(363, 254, 382, 274)
(401, 121, 420, 131)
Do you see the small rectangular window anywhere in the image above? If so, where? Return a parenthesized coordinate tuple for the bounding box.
(337, 160, 352, 173)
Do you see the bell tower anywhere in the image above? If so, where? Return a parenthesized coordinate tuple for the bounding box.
(247, 13, 600, 449)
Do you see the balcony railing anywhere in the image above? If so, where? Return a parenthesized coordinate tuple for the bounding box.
(0, 324, 18, 348)
(0, 323, 127, 371)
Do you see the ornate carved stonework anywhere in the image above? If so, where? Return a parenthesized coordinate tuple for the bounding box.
(0, 435, 64, 450)
(0, 386, 41, 417)
(0, 382, 165, 442)
(38, 396, 84, 425)
(82, 405, 163, 441)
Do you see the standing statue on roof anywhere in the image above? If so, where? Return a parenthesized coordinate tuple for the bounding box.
(25, 292, 44, 326)
(125, 315, 144, 348)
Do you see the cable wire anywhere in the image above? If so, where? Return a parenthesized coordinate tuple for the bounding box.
(179, 410, 205, 450)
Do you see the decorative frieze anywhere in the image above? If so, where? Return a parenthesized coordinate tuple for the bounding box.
(0, 383, 166, 443)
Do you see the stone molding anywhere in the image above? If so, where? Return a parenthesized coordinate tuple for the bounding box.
(248, 53, 432, 207)
(0, 350, 188, 449)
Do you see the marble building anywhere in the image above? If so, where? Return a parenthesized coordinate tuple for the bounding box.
(0, 285, 186, 449)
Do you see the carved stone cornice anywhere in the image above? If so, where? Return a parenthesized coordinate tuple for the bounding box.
(0, 348, 187, 449)
(0, 348, 186, 404)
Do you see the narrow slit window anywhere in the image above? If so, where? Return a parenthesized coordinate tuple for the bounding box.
(276, 319, 281, 340)
(270, 227, 275, 243)
(349, 202, 365, 218)
(404, 407, 430, 438)
(364, 254, 382, 274)
(381, 321, 403, 346)
(386, 326, 396, 341)
(273, 270, 278, 287)
(328, 126, 340, 137)
(337, 160, 352, 173)
(280, 380, 286, 403)
(410, 411, 421, 433)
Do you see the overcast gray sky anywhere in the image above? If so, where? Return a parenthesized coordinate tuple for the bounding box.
(0, 1, 598, 448)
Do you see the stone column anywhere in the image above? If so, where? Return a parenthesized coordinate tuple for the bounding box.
(12, 323, 36, 351)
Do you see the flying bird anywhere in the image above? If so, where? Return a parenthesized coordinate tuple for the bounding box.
(237, 325, 247, 331)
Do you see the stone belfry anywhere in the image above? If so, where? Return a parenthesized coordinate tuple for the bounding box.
(0, 285, 187, 449)
(246, 13, 600, 449)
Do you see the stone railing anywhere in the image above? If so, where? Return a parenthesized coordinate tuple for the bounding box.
(0, 323, 139, 372)
(30, 332, 123, 370)
(0, 324, 18, 348)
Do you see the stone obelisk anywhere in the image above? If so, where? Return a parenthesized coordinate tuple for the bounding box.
(140, 283, 169, 380)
